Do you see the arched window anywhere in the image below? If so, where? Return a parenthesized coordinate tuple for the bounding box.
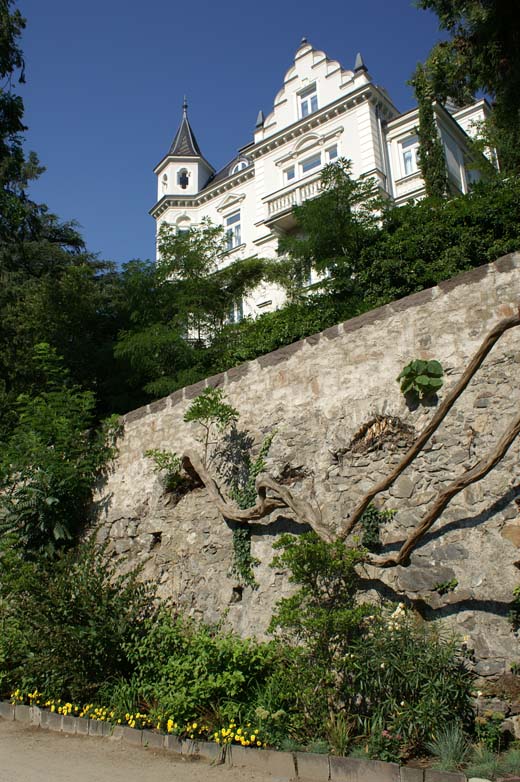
(178, 168, 189, 189)
(230, 160, 248, 175)
(176, 216, 191, 235)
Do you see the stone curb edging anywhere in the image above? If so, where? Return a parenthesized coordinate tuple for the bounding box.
(0, 701, 467, 782)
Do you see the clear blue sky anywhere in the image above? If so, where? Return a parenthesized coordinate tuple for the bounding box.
(16, 0, 442, 266)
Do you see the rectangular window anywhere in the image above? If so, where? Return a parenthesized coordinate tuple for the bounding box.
(401, 136, 419, 176)
(301, 152, 321, 174)
(285, 165, 295, 182)
(299, 84, 318, 119)
(228, 299, 244, 324)
(225, 211, 241, 250)
(327, 144, 338, 162)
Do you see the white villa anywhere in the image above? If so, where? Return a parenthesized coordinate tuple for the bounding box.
(150, 39, 489, 319)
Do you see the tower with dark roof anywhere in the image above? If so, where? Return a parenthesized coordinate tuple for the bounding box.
(153, 99, 214, 201)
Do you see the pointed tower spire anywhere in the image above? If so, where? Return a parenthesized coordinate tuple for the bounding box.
(168, 97, 202, 157)
(255, 110, 265, 128)
(354, 52, 367, 73)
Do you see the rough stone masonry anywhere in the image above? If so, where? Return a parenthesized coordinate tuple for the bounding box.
(94, 252, 520, 681)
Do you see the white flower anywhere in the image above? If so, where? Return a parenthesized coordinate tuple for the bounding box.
(380, 663, 385, 669)
(400, 701, 406, 707)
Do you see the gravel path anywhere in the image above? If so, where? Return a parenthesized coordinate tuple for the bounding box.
(0, 720, 273, 782)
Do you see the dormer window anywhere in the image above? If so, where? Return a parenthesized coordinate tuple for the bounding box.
(298, 83, 318, 119)
(178, 168, 189, 189)
(230, 160, 248, 175)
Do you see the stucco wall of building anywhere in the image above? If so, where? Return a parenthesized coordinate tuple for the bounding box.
(94, 253, 520, 677)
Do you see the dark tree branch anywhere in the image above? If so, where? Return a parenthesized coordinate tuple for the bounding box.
(370, 411, 520, 568)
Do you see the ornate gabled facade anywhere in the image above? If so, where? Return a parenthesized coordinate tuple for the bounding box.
(150, 39, 489, 318)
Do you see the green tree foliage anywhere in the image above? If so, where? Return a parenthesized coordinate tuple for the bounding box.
(357, 175, 520, 307)
(0, 1, 129, 422)
(416, 0, 520, 173)
(0, 344, 118, 552)
(276, 159, 383, 298)
(114, 221, 267, 399)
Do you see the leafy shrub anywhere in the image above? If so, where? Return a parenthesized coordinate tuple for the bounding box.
(346, 606, 474, 752)
(475, 710, 505, 752)
(0, 541, 157, 701)
(268, 533, 474, 754)
(397, 358, 444, 400)
(0, 344, 118, 553)
(123, 609, 281, 724)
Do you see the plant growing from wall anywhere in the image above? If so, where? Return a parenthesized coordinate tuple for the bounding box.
(397, 358, 444, 400)
(146, 388, 274, 587)
(184, 386, 238, 466)
(228, 432, 275, 588)
(359, 504, 395, 553)
(433, 578, 458, 596)
(509, 585, 520, 631)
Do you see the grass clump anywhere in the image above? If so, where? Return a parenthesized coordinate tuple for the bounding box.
(426, 722, 470, 771)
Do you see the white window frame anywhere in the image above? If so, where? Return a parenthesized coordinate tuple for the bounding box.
(225, 210, 241, 251)
(400, 136, 420, 177)
(284, 165, 296, 183)
(300, 151, 322, 176)
(326, 144, 338, 162)
(298, 83, 318, 119)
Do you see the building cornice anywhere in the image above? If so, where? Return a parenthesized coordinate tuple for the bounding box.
(149, 167, 255, 218)
(153, 153, 215, 176)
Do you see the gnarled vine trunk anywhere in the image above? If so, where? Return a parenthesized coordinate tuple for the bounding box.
(181, 309, 520, 567)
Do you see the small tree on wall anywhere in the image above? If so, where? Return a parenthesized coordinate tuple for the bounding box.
(153, 309, 520, 570)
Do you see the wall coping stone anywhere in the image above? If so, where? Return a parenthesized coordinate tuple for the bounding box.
(121, 252, 520, 428)
(0, 701, 473, 781)
(0, 702, 14, 720)
(294, 750, 330, 781)
(330, 755, 400, 782)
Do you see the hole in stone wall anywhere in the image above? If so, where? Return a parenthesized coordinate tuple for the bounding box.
(230, 586, 243, 603)
(151, 531, 162, 549)
(278, 464, 310, 486)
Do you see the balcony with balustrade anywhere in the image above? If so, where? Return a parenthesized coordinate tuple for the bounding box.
(263, 173, 323, 232)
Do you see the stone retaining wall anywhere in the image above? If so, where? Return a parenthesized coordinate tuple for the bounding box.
(94, 253, 520, 676)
